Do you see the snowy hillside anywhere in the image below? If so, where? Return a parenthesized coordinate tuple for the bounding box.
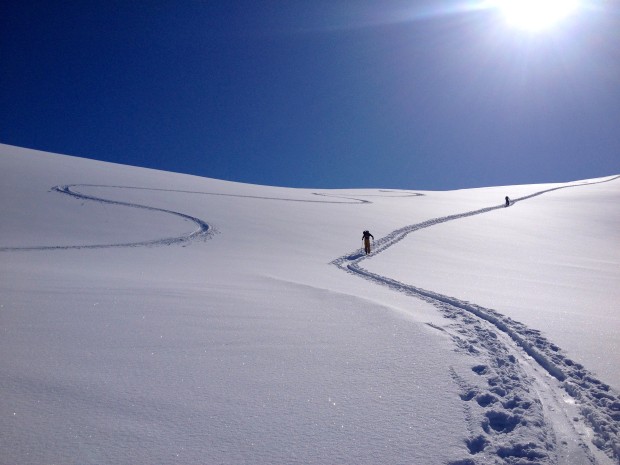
(1, 143, 618, 465)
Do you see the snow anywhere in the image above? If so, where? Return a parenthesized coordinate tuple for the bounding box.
(364, 181, 620, 390)
(1, 143, 618, 465)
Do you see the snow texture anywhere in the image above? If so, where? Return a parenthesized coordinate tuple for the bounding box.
(1, 144, 618, 465)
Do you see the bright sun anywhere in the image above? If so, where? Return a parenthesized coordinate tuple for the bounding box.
(495, 0, 579, 31)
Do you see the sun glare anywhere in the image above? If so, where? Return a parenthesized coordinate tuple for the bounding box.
(495, 0, 579, 31)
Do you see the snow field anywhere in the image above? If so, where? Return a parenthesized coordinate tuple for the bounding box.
(1, 144, 618, 464)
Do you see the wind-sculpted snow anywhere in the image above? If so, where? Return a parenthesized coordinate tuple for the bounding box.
(333, 176, 620, 464)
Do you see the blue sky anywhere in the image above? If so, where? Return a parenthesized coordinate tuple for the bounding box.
(1, 1, 618, 190)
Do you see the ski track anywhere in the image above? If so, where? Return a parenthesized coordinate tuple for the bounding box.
(0, 185, 213, 251)
(332, 175, 620, 465)
(3, 177, 619, 463)
(0, 184, 422, 251)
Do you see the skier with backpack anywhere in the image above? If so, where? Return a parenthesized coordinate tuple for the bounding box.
(362, 230, 374, 255)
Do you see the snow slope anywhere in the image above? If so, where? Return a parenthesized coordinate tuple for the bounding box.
(1, 143, 618, 465)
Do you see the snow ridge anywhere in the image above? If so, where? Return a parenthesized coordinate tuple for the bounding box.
(332, 176, 620, 464)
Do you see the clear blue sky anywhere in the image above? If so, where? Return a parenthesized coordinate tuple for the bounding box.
(1, 1, 619, 189)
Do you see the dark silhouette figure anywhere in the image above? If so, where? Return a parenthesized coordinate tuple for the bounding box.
(362, 230, 374, 255)
(505, 196, 510, 207)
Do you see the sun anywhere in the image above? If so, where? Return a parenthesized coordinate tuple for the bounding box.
(495, 0, 579, 31)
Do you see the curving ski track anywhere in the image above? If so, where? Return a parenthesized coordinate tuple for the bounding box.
(0, 184, 422, 252)
(0, 185, 214, 251)
(332, 176, 620, 465)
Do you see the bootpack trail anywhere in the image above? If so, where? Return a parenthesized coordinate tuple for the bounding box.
(332, 175, 620, 465)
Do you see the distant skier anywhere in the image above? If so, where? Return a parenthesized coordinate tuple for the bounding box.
(362, 230, 374, 255)
(505, 196, 511, 207)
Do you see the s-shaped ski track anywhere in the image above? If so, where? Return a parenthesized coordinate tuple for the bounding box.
(332, 176, 620, 465)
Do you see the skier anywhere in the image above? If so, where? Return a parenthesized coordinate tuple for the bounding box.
(362, 230, 374, 255)
(505, 196, 510, 207)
